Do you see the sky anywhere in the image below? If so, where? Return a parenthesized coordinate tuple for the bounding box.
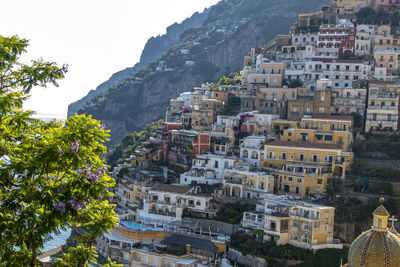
(1, 0, 220, 118)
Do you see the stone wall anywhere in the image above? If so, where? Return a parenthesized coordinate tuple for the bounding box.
(227, 248, 267, 267)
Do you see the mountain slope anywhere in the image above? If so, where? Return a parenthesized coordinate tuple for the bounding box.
(76, 0, 327, 146)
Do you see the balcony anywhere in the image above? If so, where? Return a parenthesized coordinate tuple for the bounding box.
(367, 106, 398, 110)
(224, 178, 243, 184)
(149, 210, 176, 217)
(366, 118, 398, 122)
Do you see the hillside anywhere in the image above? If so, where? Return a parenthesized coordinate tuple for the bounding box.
(75, 0, 328, 146)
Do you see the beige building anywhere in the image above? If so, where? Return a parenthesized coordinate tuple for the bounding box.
(191, 98, 224, 132)
(330, 0, 372, 14)
(366, 81, 400, 131)
(222, 169, 274, 199)
(209, 115, 238, 155)
(242, 62, 287, 87)
(331, 87, 367, 115)
(374, 50, 400, 74)
(242, 194, 341, 250)
(130, 249, 199, 267)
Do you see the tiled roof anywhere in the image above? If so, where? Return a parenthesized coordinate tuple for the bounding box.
(151, 184, 192, 194)
(165, 234, 218, 252)
(266, 140, 342, 150)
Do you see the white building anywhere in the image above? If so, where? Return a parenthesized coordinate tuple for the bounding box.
(141, 184, 214, 224)
(180, 154, 239, 185)
(239, 135, 266, 168)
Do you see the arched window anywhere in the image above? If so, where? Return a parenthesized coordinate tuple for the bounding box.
(251, 151, 258, 159)
(242, 150, 248, 158)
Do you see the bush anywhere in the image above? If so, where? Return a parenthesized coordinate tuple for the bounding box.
(215, 202, 255, 224)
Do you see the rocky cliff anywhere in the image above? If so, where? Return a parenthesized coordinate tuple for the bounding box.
(74, 0, 328, 146)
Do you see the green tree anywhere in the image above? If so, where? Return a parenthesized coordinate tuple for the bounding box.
(0, 35, 119, 266)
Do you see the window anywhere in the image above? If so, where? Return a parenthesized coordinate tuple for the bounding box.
(221, 146, 225, 152)
(269, 151, 274, 159)
(313, 155, 318, 162)
(216, 145, 220, 151)
(214, 161, 219, 168)
(291, 233, 298, 240)
(282, 152, 287, 160)
(324, 135, 333, 141)
(303, 223, 311, 231)
(289, 176, 293, 181)
(299, 154, 304, 161)
(316, 134, 323, 140)
(297, 178, 302, 183)
(317, 179, 323, 184)
(196, 201, 201, 206)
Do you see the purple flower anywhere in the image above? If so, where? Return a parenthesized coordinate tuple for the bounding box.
(57, 147, 64, 153)
(62, 64, 69, 73)
(55, 202, 66, 213)
(72, 202, 85, 210)
(67, 196, 76, 205)
(70, 141, 79, 153)
(100, 123, 106, 130)
(76, 166, 106, 182)
(34, 151, 38, 155)
(57, 188, 64, 193)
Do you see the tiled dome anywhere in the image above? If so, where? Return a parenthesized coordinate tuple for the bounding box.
(348, 203, 400, 267)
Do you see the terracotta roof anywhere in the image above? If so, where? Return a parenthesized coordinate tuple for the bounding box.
(151, 184, 192, 194)
(266, 140, 342, 150)
(311, 115, 353, 121)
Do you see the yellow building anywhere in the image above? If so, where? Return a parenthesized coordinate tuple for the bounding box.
(242, 194, 341, 250)
(280, 116, 354, 151)
(263, 141, 353, 197)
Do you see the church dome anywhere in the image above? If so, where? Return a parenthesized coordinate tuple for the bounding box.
(348, 203, 400, 267)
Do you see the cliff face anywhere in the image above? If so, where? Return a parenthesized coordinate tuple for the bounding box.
(76, 0, 328, 146)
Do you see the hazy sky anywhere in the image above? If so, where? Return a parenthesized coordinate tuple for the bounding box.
(1, 0, 219, 118)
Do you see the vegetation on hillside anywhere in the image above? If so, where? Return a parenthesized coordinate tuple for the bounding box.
(106, 119, 164, 168)
(215, 202, 255, 224)
(230, 231, 348, 267)
(357, 7, 400, 26)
